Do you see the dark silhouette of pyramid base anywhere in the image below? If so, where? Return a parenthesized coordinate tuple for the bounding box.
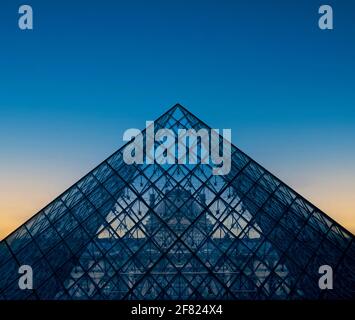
(0, 104, 354, 300)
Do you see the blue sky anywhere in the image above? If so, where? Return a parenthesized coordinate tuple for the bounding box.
(0, 0, 354, 237)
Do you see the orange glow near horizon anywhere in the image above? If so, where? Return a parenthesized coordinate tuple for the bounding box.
(0, 179, 62, 241)
(0, 166, 354, 240)
(0, 166, 81, 241)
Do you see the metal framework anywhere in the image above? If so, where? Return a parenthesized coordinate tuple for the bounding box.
(0, 104, 354, 300)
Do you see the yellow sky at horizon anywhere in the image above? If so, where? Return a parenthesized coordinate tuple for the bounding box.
(0, 166, 354, 241)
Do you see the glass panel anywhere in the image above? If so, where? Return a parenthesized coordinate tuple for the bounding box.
(0, 259, 19, 291)
(25, 213, 50, 237)
(70, 197, 97, 223)
(45, 199, 68, 222)
(77, 173, 100, 196)
(53, 212, 79, 238)
(6, 226, 32, 254)
(87, 185, 113, 209)
(0, 242, 12, 267)
(93, 162, 115, 183)
(34, 225, 61, 254)
(61, 186, 84, 209)
(16, 240, 43, 265)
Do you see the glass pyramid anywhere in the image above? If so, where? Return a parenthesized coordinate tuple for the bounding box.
(0, 104, 354, 300)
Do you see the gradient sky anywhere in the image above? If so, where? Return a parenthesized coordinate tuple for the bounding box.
(0, 0, 354, 239)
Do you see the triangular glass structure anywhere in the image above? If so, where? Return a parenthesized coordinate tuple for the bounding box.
(0, 104, 354, 300)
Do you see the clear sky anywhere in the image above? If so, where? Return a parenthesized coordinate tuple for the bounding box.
(0, 0, 354, 239)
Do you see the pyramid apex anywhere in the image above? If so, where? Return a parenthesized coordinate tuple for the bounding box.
(170, 102, 187, 112)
